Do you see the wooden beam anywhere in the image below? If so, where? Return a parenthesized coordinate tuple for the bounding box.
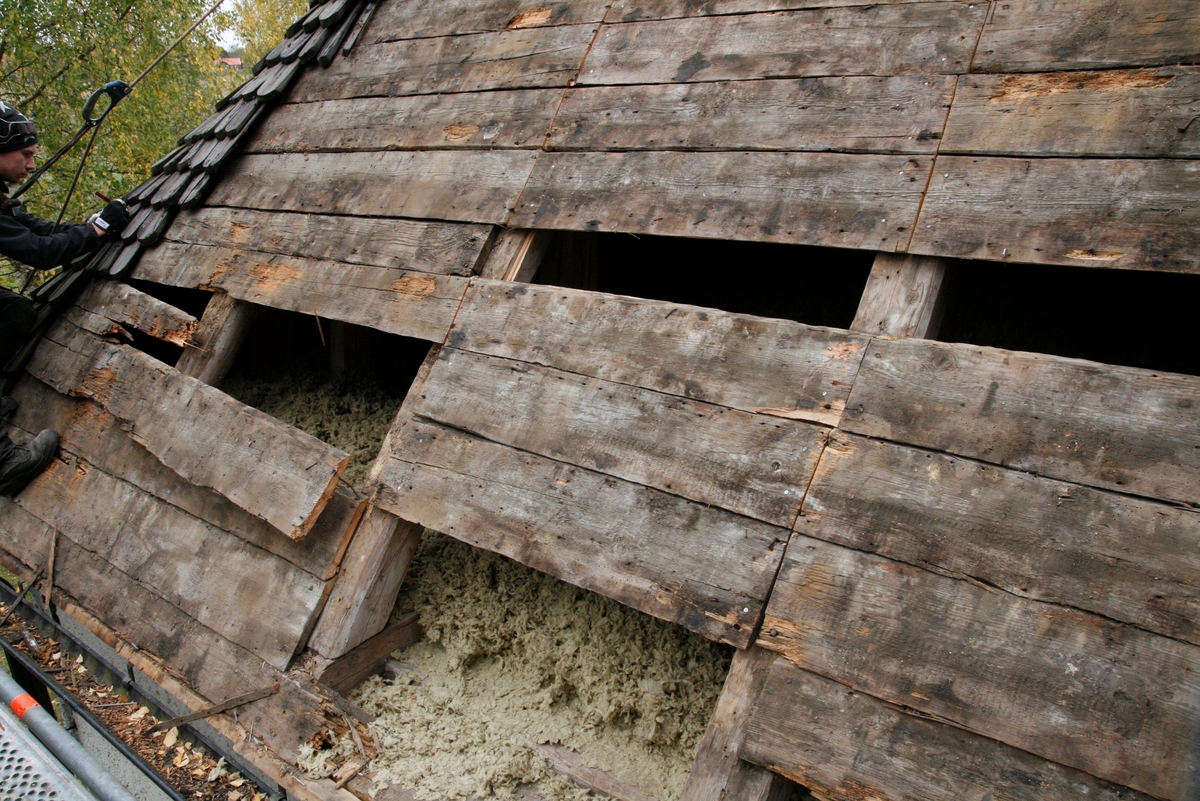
(579, 4, 986, 85)
(134, 241, 470, 344)
(537, 744, 660, 801)
(414, 347, 827, 528)
(73, 280, 197, 346)
(287, 25, 595, 103)
(742, 659, 1160, 801)
(174, 291, 259, 387)
(207, 150, 537, 226)
(157, 207, 492, 278)
(476, 228, 553, 282)
(29, 323, 349, 539)
(800, 431, 1200, 646)
(850, 252, 949, 339)
(246, 90, 562, 154)
(840, 337, 1200, 505)
(973, 0, 1200, 73)
(941, 67, 1200, 159)
(758, 537, 1200, 800)
(909, 155, 1200, 272)
(308, 507, 422, 659)
(375, 419, 787, 648)
(550, 77, 955, 154)
(362, 0, 609, 44)
(510, 151, 928, 251)
(448, 280, 870, 421)
(316, 612, 422, 694)
(11, 377, 360, 580)
(682, 647, 799, 801)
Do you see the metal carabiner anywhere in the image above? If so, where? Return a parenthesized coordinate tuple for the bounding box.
(81, 80, 131, 125)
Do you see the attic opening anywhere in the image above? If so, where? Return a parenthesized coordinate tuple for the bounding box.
(937, 262, 1200, 376)
(321, 530, 773, 801)
(220, 306, 429, 488)
(531, 231, 874, 329)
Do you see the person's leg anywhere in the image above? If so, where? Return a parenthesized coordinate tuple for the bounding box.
(0, 288, 35, 367)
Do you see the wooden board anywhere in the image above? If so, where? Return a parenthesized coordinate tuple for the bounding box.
(800, 431, 1200, 645)
(741, 658, 1160, 801)
(942, 67, 1200, 158)
(414, 347, 827, 528)
(11, 377, 358, 580)
(973, 0, 1200, 73)
(160, 207, 493, 277)
(758, 537, 1200, 799)
(849, 252, 947, 338)
(28, 323, 349, 539)
(548, 76, 954, 154)
(364, 0, 610, 43)
(374, 419, 788, 648)
(174, 291, 260, 387)
(510, 151, 929, 250)
(308, 508, 422, 659)
(682, 647, 794, 801)
(449, 281, 870, 423)
(246, 90, 561, 153)
(317, 613, 423, 695)
(286, 25, 595, 103)
(840, 337, 1200, 506)
(0, 510, 327, 755)
(10, 454, 328, 670)
(909, 155, 1200, 272)
(579, 4, 986, 85)
(134, 241, 470, 343)
(607, 0, 948, 23)
(74, 280, 197, 346)
(207, 151, 537, 225)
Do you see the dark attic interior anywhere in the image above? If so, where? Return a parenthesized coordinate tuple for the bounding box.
(0, 1, 1198, 800)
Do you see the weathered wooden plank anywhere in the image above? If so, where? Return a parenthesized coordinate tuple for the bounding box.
(510, 151, 928, 250)
(840, 337, 1200, 505)
(375, 419, 788, 648)
(174, 291, 260, 387)
(287, 26, 594, 103)
(415, 347, 826, 527)
(580, 4, 986, 85)
(801, 431, 1200, 644)
(449, 280, 870, 422)
(0, 519, 330, 766)
(74, 280, 197, 346)
(475, 228, 552, 282)
(742, 659, 1160, 801)
(757, 538, 1200, 799)
(11, 376, 360, 580)
(850, 252, 948, 338)
(549, 77, 955, 154)
(134, 241, 469, 343)
(538, 744, 659, 801)
(207, 151, 537, 225)
(317, 613, 422, 695)
(942, 67, 1200, 158)
(973, 0, 1200, 73)
(160, 207, 493, 277)
(10, 454, 328, 669)
(909, 155, 1200, 272)
(682, 647, 795, 801)
(607, 0, 947, 23)
(28, 323, 349, 539)
(308, 508, 422, 659)
(245, 90, 560, 153)
(364, 0, 610, 44)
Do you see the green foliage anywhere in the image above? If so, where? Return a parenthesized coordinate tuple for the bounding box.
(230, 0, 309, 67)
(0, 0, 247, 287)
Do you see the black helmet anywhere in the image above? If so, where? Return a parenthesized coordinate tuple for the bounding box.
(0, 103, 37, 153)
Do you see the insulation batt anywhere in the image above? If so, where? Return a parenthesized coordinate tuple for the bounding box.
(319, 533, 732, 800)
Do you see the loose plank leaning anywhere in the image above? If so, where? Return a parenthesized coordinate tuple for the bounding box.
(28, 322, 348, 539)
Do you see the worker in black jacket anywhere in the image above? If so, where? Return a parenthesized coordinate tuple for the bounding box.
(0, 101, 130, 495)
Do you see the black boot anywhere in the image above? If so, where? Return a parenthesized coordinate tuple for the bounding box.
(0, 429, 59, 496)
